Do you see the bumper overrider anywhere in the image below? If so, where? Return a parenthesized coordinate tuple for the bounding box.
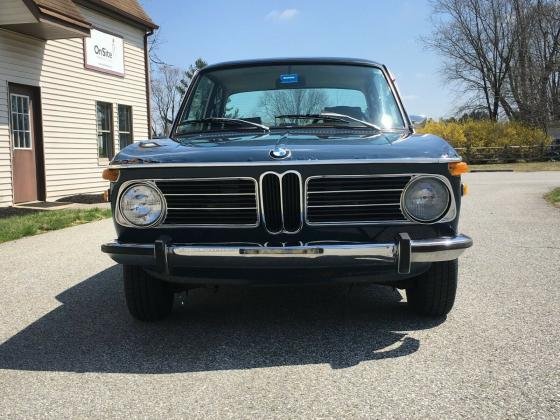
(101, 234, 472, 282)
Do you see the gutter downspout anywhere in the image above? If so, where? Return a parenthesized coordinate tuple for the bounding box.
(144, 28, 154, 139)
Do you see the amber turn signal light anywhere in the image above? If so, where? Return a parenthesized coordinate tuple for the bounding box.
(448, 162, 469, 176)
(102, 168, 119, 181)
(461, 183, 469, 196)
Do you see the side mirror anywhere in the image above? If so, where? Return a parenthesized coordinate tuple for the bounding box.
(409, 114, 427, 129)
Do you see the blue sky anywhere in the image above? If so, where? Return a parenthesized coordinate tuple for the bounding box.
(140, 0, 457, 119)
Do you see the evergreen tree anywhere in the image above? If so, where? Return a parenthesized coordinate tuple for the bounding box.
(177, 58, 208, 96)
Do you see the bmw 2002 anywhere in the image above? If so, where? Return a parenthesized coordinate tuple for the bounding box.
(101, 58, 472, 321)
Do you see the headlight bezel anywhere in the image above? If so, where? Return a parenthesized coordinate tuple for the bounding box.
(401, 175, 454, 224)
(116, 181, 167, 228)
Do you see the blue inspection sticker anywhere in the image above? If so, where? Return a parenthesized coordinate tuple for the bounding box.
(279, 73, 299, 84)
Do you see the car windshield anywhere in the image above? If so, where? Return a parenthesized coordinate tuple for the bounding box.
(174, 64, 406, 136)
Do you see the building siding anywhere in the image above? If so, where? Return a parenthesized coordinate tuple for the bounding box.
(0, 4, 149, 206)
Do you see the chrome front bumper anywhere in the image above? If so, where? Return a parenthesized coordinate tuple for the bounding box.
(102, 234, 472, 275)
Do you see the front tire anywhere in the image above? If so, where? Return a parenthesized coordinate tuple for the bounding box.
(406, 259, 458, 317)
(123, 265, 174, 321)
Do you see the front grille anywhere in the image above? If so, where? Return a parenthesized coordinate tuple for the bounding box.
(156, 178, 258, 226)
(282, 173, 302, 232)
(261, 174, 282, 233)
(260, 172, 302, 233)
(306, 175, 411, 224)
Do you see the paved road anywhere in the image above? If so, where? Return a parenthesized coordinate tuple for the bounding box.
(0, 172, 559, 419)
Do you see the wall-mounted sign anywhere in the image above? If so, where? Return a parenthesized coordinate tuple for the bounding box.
(84, 28, 124, 76)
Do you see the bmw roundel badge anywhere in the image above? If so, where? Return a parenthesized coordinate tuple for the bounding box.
(270, 145, 291, 159)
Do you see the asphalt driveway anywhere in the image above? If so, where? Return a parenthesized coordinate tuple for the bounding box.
(0, 172, 559, 418)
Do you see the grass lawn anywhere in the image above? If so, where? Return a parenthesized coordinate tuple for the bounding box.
(545, 187, 560, 208)
(0, 208, 111, 244)
(469, 161, 560, 172)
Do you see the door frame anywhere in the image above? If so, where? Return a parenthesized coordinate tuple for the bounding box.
(8, 82, 46, 203)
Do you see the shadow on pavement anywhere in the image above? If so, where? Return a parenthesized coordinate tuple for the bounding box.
(0, 266, 444, 373)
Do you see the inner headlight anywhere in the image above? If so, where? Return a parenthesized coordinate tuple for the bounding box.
(402, 176, 451, 223)
(119, 183, 165, 227)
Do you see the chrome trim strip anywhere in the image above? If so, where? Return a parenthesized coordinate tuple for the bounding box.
(259, 170, 303, 235)
(163, 193, 256, 196)
(304, 219, 413, 226)
(307, 174, 418, 179)
(106, 242, 154, 250)
(308, 188, 404, 194)
(166, 207, 257, 211)
(383, 64, 415, 134)
(116, 177, 260, 228)
(108, 156, 462, 169)
(307, 203, 401, 208)
(172, 243, 395, 260)
(180, 242, 264, 247)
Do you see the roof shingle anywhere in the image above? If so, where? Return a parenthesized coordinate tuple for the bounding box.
(33, 0, 91, 25)
(89, 0, 156, 28)
(27, 0, 157, 30)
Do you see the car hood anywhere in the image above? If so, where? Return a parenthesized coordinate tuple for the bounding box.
(111, 131, 460, 166)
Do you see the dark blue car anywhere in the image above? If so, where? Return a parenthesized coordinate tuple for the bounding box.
(102, 58, 472, 321)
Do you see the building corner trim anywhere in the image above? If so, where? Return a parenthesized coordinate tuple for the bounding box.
(144, 29, 154, 139)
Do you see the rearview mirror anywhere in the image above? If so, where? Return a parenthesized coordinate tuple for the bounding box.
(409, 114, 427, 128)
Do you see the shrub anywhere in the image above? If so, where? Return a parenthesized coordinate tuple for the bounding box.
(418, 120, 551, 149)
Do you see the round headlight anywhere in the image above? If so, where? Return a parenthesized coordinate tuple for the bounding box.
(402, 176, 450, 223)
(119, 183, 165, 227)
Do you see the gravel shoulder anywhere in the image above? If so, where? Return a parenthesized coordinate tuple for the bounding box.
(0, 172, 559, 419)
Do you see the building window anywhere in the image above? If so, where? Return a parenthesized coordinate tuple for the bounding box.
(10, 94, 32, 149)
(118, 104, 133, 149)
(96, 101, 113, 159)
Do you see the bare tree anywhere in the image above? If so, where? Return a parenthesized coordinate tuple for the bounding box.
(509, 0, 560, 126)
(150, 64, 182, 137)
(260, 89, 328, 123)
(424, 0, 559, 128)
(424, 0, 515, 121)
(147, 29, 166, 66)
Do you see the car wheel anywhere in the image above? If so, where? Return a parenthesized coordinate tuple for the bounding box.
(405, 259, 458, 317)
(123, 265, 174, 321)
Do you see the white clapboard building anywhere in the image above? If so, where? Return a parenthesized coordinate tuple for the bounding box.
(0, 0, 157, 205)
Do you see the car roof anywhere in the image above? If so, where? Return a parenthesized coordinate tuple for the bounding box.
(202, 57, 385, 72)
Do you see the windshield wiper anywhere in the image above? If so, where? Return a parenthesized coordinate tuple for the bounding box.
(275, 113, 381, 131)
(176, 117, 270, 135)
